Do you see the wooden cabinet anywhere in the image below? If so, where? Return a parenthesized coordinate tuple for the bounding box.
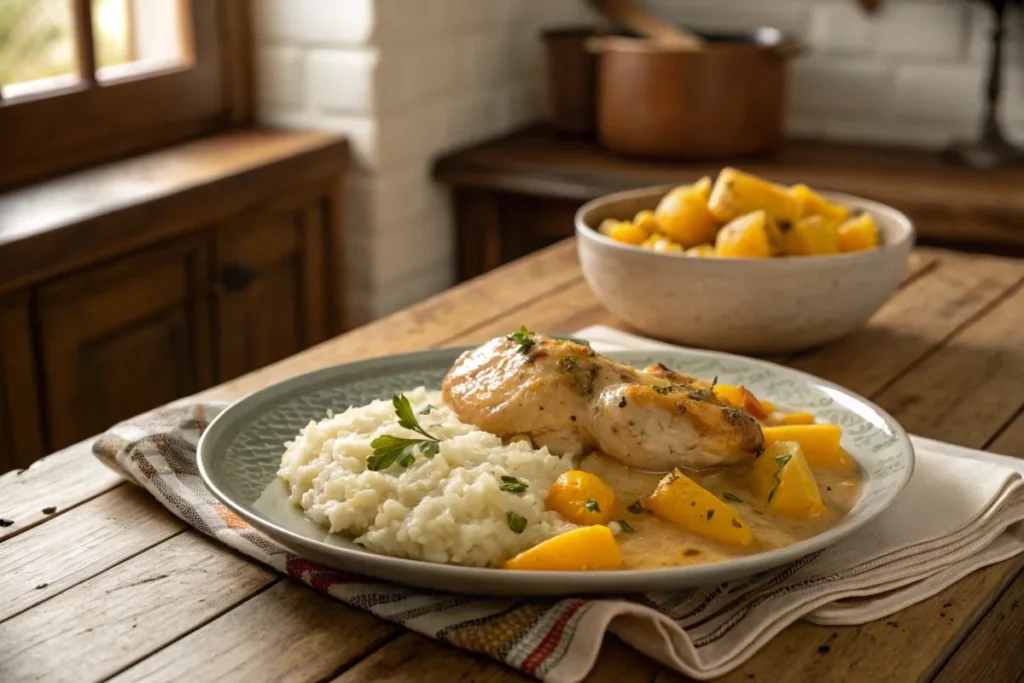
(38, 239, 213, 451)
(0, 295, 45, 471)
(0, 130, 348, 469)
(213, 198, 329, 381)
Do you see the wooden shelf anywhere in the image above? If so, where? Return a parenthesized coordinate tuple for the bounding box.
(434, 126, 1024, 278)
(0, 128, 348, 294)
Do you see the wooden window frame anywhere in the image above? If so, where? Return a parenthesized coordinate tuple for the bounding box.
(0, 0, 253, 190)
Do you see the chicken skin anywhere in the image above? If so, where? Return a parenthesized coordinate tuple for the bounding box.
(442, 331, 763, 472)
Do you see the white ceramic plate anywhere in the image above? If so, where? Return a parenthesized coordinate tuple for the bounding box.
(197, 345, 914, 596)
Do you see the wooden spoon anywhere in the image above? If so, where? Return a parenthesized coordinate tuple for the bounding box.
(587, 0, 704, 49)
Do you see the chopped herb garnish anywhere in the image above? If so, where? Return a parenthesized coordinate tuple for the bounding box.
(723, 492, 744, 503)
(767, 483, 779, 503)
(366, 394, 441, 471)
(506, 511, 527, 534)
(616, 519, 635, 532)
(627, 500, 646, 514)
(706, 509, 716, 520)
(711, 375, 718, 388)
(653, 385, 672, 395)
(775, 454, 792, 468)
(560, 356, 596, 396)
(722, 407, 745, 424)
(765, 454, 791, 503)
(499, 475, 528, 493)
(418, 404, 435, 415)
(507, 325, 535, 355)
(687, 388, 715, 402)
(585, 499, 601, 512)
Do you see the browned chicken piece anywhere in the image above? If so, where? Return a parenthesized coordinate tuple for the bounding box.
(442, 331, 763, 472)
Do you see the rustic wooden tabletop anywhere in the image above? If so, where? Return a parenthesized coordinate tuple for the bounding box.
(2, 240, 1023, 683)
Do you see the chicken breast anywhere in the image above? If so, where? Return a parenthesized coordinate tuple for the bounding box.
(442, 331, 763, 471)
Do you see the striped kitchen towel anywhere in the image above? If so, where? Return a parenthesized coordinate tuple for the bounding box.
(93, 387, 1024, 681)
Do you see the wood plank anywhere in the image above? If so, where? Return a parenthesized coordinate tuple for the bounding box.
(110, 580, 399, 683)
(0, 442, 122, 541)
(933, 563, 1024, 683)
(874, 284, 1024, 448)
(0, 532, 275, 683)
(988, 410, 1024, 459)
(792, 253, 1024, 396)
(0, 486, 184, 622)
(330, 632, 530, 683)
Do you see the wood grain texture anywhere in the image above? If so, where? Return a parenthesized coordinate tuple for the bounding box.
(0, 442, 121, 541)
(110, 580, 399, 683)
(3, 242, 1023, 683)
(0, 485, 184, 622)
(0, 532, 275, 683)
(989, 411, 1024, 459)
(933, 561, 1024, 683)
(0, 129, 347, 294)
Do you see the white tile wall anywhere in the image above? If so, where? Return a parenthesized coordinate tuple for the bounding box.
(255, 0, 1024, 326)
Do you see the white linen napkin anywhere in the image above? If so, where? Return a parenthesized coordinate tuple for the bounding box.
(541, 326, 1024, 680)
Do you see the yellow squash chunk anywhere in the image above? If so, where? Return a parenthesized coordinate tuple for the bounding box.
(648, 236, 685, 254)
(606, 220, 647, 246)
(713, 384, 771, 420)
(548, 470, 616, 525)
(715, 210, 774, 259)
(502, 525, 624, 571)
(780, 412, 816, 425)
(762, 424, 853, 470)
(685, 243, 716, 257)
(837, 213, 881, 253)
(713, 384, 745, 408)
(783, 215, 840, 256)
(647, 469, 754, 546)
(655, 179, 718, 247)
(760, 400, 776, 413)
(632, 209, 660, 236)
(749, 441, 825, 517)
(789, 184, 851, 223)
(708, 168, 800, 224)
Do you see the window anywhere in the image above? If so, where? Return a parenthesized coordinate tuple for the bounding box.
(0, 0, 251, 189)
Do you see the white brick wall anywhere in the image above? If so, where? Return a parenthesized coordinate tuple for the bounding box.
(255, 0, 1024, 326)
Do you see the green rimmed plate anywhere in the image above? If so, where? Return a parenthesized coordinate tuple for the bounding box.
(197, 346, 914, 596)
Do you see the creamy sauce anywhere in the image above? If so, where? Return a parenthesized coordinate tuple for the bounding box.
(579, 451, 863, 569)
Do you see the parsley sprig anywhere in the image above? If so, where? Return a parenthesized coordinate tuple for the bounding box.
(507, 326, 535, 355)
(366, 395, 441, 472)
(767, 453, 793, 502)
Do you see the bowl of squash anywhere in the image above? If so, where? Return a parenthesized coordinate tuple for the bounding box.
(575, 168, 915, 354)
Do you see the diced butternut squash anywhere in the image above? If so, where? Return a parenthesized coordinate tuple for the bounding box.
(749, 441, 825, 517)
(789, 184, 851, 224)
(647, 469, 754, 546)
(685, 243, 716, 257)
(837, 213, 881, 253)
(548, 470, 616, 525)
(714, 384, 772, 418)
(780, 412, 816, 425)
(648, 236, 685, 254)
(783, 215, 840, 256)
(502, 525, 624, 571)
(632, 209, 660, 235)
(606, 220, 647, 246)
(655, 180, 718, 247)
(715, 210, 775, 259)
(762, 424, 853, 470)
(708, 168, 801, 224)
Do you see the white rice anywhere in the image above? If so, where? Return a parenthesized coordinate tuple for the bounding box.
(278, 387, 575, 567)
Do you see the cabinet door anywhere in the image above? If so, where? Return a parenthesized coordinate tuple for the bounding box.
(213, 199, 330, 382)
(38, 239, 212, 450)
(0, 294, 45, 471)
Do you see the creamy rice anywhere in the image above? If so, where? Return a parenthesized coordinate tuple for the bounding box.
(278, 387, 575, 567)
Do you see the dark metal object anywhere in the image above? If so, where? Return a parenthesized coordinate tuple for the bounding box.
(211, 262, 259, 294)
(944, 0, 1024, 168)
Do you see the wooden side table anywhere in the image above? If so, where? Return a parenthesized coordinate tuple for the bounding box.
(434, 126, 1024, 281)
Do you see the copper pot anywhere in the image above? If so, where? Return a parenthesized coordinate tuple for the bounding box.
(592, 29, 804, 160)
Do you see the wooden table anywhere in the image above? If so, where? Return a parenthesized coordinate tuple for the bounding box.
(2, 240, 1023, 683)
(434, 126, 1024, 281)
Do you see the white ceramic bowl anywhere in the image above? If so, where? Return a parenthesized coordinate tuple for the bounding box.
(576, 186, 915, 354)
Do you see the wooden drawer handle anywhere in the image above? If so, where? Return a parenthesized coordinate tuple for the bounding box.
(211, 262, 259, 294)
